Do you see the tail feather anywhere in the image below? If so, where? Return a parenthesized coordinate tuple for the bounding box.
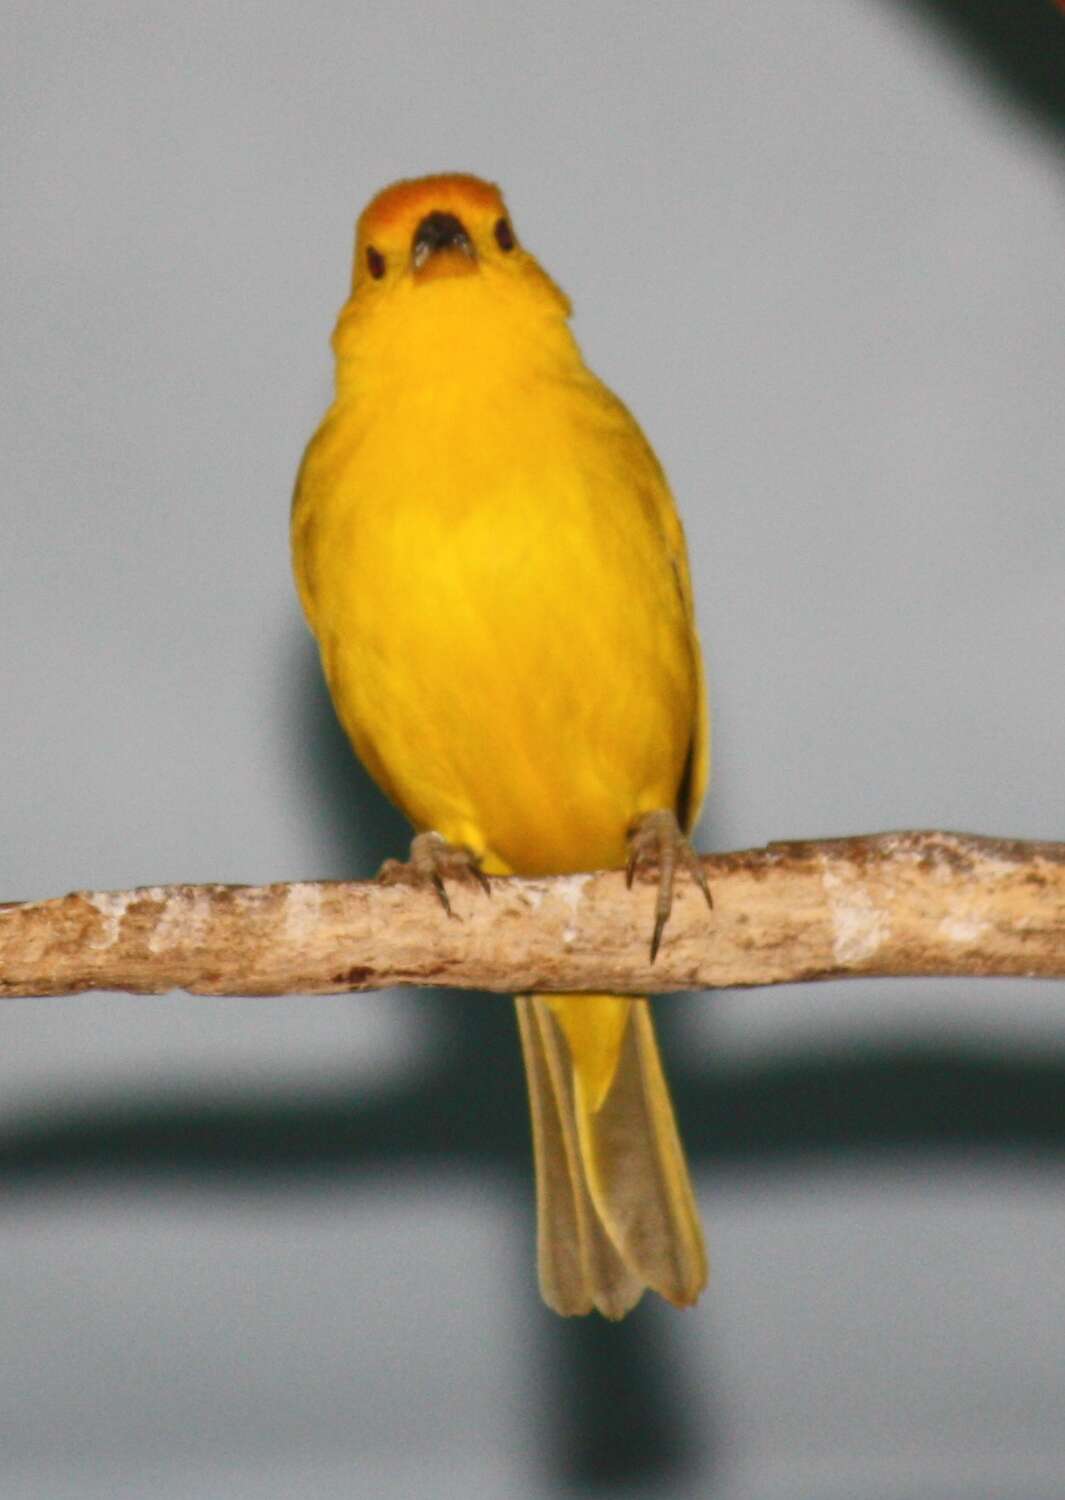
(516, 993, 707, 1319)
(516, 997, 642, 1317)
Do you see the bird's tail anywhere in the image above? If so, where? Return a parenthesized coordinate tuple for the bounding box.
(515, 992, 707, 1319)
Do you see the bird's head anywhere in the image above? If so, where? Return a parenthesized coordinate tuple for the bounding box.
(335, 175, 572, 359)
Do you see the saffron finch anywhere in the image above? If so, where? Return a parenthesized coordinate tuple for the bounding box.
(292, 174, 709, 1317)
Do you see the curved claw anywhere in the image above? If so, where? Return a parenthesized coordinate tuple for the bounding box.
(682, 842, 714, 913)
(377, 831, 491, 918)
(430, 870, 452, 916)
(626, 809, 713, 963)
(650, 908, 669, 965)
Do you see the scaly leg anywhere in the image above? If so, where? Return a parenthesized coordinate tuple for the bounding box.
(626, 809, 713, 962)
(378, 831, 491, 917)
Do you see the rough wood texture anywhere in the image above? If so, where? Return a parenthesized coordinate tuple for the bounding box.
(1, 832, 1063, 1000)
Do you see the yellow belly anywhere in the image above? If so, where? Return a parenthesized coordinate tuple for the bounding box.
(294, 376, 700, 877)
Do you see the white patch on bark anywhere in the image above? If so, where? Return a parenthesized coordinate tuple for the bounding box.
(939, 915, 988, 945)
(553, 873, 592, 913)
(148, 890, 212, 953)
(86, 891, 136, 947)
(283, 882, 322, 941)
(552, 874, 592, 946)
(820, 860, 890, 965)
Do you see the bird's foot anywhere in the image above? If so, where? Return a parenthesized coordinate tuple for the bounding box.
(378, 831, 491, 917)
(626, 809, 713, 963)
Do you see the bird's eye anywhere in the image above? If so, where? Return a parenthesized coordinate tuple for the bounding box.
(366, 246, 386, 280)
(494, 218, 515, 252)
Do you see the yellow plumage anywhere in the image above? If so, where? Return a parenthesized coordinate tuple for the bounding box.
(292, 174, 709, 1317)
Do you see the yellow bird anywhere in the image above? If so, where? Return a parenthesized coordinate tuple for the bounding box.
(292, 174, 710, 1318)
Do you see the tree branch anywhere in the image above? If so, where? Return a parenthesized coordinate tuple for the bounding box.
(1, 831, 1062, 1000)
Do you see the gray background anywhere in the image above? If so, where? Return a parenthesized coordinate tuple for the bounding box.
(3, 1, 1064, 1495)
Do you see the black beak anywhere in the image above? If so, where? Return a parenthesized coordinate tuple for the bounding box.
(412, 211, 475, 269)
